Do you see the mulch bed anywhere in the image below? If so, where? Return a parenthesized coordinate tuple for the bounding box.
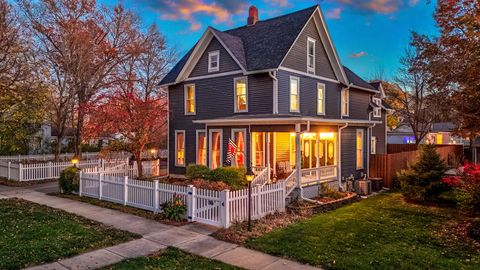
(0, 177, 57, 187)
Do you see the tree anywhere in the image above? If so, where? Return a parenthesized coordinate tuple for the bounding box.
(412, 0, 480, 157)
(85, 25, 172, 177)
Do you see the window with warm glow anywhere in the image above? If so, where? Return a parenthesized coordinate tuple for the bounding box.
(175, 131, 185, 167)
(184, 84, 195, 115)
(290, 77, 300, 112)
(208, 50, 219, 72)
(356, 129, 364, 169)
(342, 89, 349, 116)
(436, 133, 443, 145)
(196, 130, 206, 165)
(234, 77, 247, 112)
(232, 130, 245, 167)
(252, 132, 264, 167)
(307, 37, 315, 74)
(209, 130, 222, 169)
(371, 136, 377, 154)
(317, 83, 325, 115)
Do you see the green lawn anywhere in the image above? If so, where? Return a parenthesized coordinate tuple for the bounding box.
(247, 193, 480, 270)
(102, 247, 243, 270)
(0, 198, 139, 270)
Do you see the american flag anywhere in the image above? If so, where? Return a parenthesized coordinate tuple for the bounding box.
(225, 138, 238, 166)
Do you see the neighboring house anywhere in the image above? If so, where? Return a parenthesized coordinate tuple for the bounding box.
(369, 81, 394, 154)
(160, 5, 386, 193)
(473, 138, 480, 164)
(387, 122, 464, 145)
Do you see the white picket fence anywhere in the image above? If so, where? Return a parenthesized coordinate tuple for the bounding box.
(79, 172, 286, 228)
(83, 160, 161, 180)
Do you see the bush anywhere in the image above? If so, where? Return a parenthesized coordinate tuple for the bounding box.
(443, 163, 480, 213)
(59, 166, 80, 194)
(397, 144, 448, 203)
(207, 167, 247, 190)
(186, 164, 210, 180)
(161, 195, 187, 222)
(468, 220, 480, 241)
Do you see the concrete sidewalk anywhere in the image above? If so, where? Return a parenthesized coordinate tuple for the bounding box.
(1, 187, 321, 270)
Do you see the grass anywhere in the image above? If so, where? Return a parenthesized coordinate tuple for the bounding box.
(0, 177, 57, 187)
(0, 198, 139, 270)
(102, 247, 243, 270)
(246, 193, 480, 270)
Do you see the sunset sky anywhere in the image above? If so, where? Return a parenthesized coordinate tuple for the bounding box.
(101, 0, 439, 80)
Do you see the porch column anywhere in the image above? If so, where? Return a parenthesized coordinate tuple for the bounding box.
(265, 132, 270, 181)
(316, 133, 320, 181)
(295, 124, 302, 197)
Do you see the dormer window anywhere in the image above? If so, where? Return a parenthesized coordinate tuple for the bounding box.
(307, 37, 315, 74)
(208, 50, 219, 72)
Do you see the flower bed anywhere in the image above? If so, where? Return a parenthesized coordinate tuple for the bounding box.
(288, 192, 359, 215)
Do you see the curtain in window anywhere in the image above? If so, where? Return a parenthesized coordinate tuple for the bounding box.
(176, 132, 185, 165)
(233, 131, 245, 167)
(197, 132, 206, 165)
(211, 132, 221, 169)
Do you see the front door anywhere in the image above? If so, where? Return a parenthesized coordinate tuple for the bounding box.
(301, 134, 317, 169)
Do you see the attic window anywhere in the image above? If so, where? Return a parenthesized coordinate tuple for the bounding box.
(373, 97, 381, 118)
(307, 37, 315, 74)
(208, 50, 219, 72)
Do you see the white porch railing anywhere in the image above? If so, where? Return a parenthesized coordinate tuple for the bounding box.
(284, 169, 297, 196)
(300, 165, 337, 185)
(251, 167, 269, 187)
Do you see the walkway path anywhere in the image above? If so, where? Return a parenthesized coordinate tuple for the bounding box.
(0, 185, 320, 270)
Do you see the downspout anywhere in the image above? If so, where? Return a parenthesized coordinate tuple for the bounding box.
(269, 71, 278, 114)
(367, 111, 377, 178)
(338, 123, 349, 190)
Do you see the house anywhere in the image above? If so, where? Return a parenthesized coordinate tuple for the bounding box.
(387, 122, 464, 145)
(160, 5, 387, 195)
(369, 81, 394, 154)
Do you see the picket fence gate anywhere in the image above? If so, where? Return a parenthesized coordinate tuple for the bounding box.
(79, 172, 286, 228)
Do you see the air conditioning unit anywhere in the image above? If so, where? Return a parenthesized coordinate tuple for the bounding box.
(355, 180, 372, 196)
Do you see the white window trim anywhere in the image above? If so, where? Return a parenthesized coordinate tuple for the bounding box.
(208, 129, 223, 169)
(289, 76, 300, 113)
(307, 37, 316, 74)
(372, 97, 381, 118)
(231, 128, 247, 167)
(317, 82, 326, 115)
(356, 129, 364, 170)
(184, 84, 196, 115)
(174, 130, 186, 167)
(196, 129, 206, 165)
(341, 89, 349, 117)
(371, 136, 377, 155)
(234, 77, 248, 113)
(208, 50, 220, 73)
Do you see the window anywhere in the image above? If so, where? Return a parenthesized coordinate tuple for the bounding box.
(341, 89, 349, 116)
(232, 129, 246, 167)
(208, 50, 219, 72)
(252, 132, 265, 167)
(196, 130, 207, 165)
(307, 37, 315, 74)
(234, 77, 248, 112)
(373, 97, 381, 118)
(317, 83, 325, 115)
(175, 130, 185, 167)
(290, 76, 300, 112)
(184, 84, 195, 115)
(209, 129, 222, 169)
(437, 133, 443, 145)
(371, 136, 377, 154)
(356, 129, 364, 169)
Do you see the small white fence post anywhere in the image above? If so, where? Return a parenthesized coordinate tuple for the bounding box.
(220, 189, 230, 228)
(187, 185, 196, 222)
(99, 173, 103, 200)
(19, 163, 23, 181)
(281, 180, 286, 212)
(48, 162, 52, 179)
(153, 180, 159, 213)
(256, 185, 261, 217)
(123, 176, 128, 205)
(7, 162, 11, 180)
(79, 171, 83, 197)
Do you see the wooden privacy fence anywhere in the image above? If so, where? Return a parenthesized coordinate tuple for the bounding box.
(79, 172, 286, 228)
(387, 144, 464, 154)
(370, 145, 463, 188)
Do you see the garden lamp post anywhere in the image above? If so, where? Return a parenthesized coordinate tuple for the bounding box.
(71, 157, 79, 168)
(245, 166, 255, 232)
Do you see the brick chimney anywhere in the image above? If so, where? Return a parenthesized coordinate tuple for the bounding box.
(247, 5, 258, 26)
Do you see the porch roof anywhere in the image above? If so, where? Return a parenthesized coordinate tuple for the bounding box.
(192, 114, 382, 126)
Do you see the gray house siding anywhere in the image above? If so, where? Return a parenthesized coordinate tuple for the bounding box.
(372, 112, 387, 154)
(281, 19, 336, 80)
(277, 69, 341, 118)
(346, 88, 371, 120)
(189, 37, 241, 78)
(341, 127, 367, 179)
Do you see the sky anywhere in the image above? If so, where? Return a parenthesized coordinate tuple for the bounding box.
(100, 0, 439, 80)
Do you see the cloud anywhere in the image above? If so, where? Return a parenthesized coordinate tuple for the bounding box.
(326, 8, 342, 19)
(330, 0, 407, 14)
(141, 0, 248, 31)
(408, 0, 420, 6)
(350, 51, 367, 58)
(264, 0, 289, 7)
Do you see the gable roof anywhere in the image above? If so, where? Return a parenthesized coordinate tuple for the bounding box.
(160, 5, 371, 91)
(343, 66, 376, 91)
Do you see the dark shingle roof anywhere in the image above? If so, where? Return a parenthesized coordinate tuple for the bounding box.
(432, 122, 455, 132)
(211, 28, 247, 69)
(161, 47, 193, 85)
(343, 66, 376, 90)
(369, 81, 381, 90)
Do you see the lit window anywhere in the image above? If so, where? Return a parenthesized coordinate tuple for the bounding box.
(175, 130, 185, 167)
(373, 97, 381, 118)
(356, 129, 364, 169)
(184, 84, 195, 115)
(317, 83, 325, 115)
(209, 130, 222, 169)
(232, 129, 246, 167)
(371, 136, 377, 154)
(234, 77, 248, 112)
(437, 133, 443, 145)
(252, 132, 265, 167)
(208, 51, 219, 72)
(196, 130, 206, 165)
(290, 77, 300, 112)
(307, 37, 315, 74)
(341, 89, 349, 116)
